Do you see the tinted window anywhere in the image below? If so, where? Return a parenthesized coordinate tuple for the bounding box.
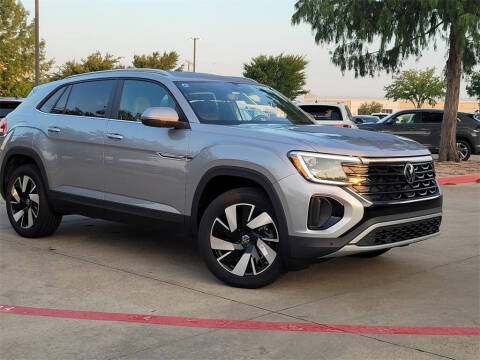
(299, 105, 342, 121)
(51, 86, 71, 114)
(117, 80, 178, 121)
(65, 80, 115, 118)
(40, 87, 66, 113)
(421, 112, 443, 123)
(0, 101, 21, 117)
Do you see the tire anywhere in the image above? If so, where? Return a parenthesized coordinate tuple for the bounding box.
(350, 249, 390, 258)
(5, 164, 62, 238)
(198, 187, 284, 288)
(456, 139, 471, 161)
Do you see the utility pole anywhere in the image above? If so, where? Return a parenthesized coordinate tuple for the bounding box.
(191, 37, 200, 72)
(35, 0, 39, 86)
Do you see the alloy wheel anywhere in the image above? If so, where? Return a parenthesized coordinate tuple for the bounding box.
(9, 176, 39, 229)
(210, 203, 279, 276)
(456, 142, 469, 161)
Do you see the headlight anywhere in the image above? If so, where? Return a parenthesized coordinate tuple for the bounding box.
(289, 151, 361, 185)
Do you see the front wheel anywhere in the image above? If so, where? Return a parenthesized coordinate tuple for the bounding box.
(198, 187, 283, 288)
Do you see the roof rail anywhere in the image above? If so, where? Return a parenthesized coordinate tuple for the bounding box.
(65, 68, 169, 79)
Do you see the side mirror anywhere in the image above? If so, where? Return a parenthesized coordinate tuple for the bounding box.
(353, 118, 363, 124)
(141, 107, 186, 129)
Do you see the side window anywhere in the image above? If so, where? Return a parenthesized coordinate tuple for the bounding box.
(117, 80, 178, 121)
(39, 86, 66, 113)
(422, 112, 443, 123)
(51, 86, 71, 114)
(392, 113, 416, 124)
(65, 80, 115, 118)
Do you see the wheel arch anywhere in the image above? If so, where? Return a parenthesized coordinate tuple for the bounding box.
(1, 147, 50, 200)
(190, 166, 288, 239)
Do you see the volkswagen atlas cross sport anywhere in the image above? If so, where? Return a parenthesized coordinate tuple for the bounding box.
(0, 69, 442, 288)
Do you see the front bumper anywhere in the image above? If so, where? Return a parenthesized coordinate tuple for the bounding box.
(287, 196, 442, 259)
(275, 169, 443, 260)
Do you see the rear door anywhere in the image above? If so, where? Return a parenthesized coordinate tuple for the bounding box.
(103, 79, 190, 218)
(37, 79, 115, 199)
(416, 112, 443, 151)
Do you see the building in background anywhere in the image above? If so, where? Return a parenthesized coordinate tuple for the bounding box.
(303, 93, 479, 115)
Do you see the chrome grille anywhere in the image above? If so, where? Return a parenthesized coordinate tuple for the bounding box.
(342, 160, 439, 204)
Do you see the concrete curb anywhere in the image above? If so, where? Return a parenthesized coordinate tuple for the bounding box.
(437, 174, 480, 185)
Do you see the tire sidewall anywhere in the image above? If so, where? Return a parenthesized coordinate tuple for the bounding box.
(198, 187, 284, 288)
(6, 164, 50, 237)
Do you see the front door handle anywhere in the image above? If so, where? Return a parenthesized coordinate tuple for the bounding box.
(47, 127, 61, 133)
(107, 133, 124, 140)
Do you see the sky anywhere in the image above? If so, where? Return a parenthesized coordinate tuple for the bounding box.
(22, 0, 474, 99)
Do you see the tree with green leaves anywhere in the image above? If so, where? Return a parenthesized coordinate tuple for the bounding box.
(466, 71, 480, 106)
(358, 101, 383, 115)
(243, 54, 308, 99)
(51, 51, 123, 80)
(292, 0, 480, 161)
(133, 51, 182, 71)
(384, 68, 445, 108)
(0, 0, 53, 97)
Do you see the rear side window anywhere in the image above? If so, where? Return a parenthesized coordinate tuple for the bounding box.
(421, 112, 443, 123)
(51, 86, 71, 114)
(39, 87, 65, 113)
(299, 105, 342, 121)
(117, 80, 178, 121)
(65, 80, 115, 118)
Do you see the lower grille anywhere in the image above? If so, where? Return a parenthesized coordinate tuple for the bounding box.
(356, 216, 441, 246)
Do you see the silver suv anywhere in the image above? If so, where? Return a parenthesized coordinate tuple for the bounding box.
(0, 69, 442, 288)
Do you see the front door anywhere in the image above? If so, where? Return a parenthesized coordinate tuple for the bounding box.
(104, 79, 190, 219)
(380, 112, 423, 143)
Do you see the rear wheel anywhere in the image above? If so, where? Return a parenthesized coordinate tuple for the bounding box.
(456, 139, 471, 161)
(198, 188, 283, 288)
(6, 164, 62, 238)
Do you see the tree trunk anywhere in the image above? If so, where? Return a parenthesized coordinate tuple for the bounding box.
(438, 29, 462, 162)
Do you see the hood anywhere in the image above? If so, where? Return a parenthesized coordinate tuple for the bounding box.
(232, 124, 430, 158)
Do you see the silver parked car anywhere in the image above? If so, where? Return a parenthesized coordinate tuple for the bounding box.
(0, 69, 442, 287)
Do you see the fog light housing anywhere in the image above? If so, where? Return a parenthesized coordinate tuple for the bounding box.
(308, 196, 344, 230)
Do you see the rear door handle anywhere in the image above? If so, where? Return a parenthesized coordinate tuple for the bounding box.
(47, 127, 61, 133)
(107, 133, 124, 140)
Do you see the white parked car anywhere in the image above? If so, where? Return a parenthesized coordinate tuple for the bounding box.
(297, 102, 356, 128)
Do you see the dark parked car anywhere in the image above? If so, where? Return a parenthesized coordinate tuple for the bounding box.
(358, 109, 480, 160)
(352, 115, 380, 124)
(0, 97, 23, 136)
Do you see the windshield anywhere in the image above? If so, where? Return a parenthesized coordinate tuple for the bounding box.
(175, 81, 313, 125)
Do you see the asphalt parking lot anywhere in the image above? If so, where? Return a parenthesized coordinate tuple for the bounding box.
(0, 183, 479, 360)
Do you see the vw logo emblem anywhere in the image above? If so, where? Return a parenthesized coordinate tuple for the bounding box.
(404, 162, 415, 184)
